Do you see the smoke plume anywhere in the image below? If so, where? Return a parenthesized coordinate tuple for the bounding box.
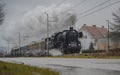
(0, 4, 77, 48)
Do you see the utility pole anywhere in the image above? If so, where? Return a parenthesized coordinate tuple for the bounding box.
(46, 13, 49, 56)
(18, 32, 21, 55)
(7, 40, 9, 54)
(39, 41, 41, 54)
(47, 13, 49, 56)
(45, 13, 56, 56)
(106, 20, 110, 53)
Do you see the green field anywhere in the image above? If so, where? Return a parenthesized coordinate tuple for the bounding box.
(0, 61, 59, 75)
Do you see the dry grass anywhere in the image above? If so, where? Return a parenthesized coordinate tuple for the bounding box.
(0, 61, 59, 75)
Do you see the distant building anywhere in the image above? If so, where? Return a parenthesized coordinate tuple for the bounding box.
(0, 47, 7, 56)
(79, 24, 108, 51)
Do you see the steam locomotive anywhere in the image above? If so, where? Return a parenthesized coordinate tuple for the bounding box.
(45, 27, 83, 54)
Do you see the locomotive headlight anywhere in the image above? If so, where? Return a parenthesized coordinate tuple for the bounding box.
(68, 44, 71, 46)
(78, 44, 81, 46)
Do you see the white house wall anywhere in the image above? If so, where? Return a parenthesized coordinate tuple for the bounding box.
(79, 29, 93, 51)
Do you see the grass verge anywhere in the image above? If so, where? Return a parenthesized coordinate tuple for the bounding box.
(49, 55, 120, 59)
(0, 61, 59, 75)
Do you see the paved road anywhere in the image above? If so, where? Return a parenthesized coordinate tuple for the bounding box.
(0, 58, 120, 75)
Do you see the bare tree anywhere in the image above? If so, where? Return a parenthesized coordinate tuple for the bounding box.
(0, 1, 5, 25)
(110, 8, 120, 50)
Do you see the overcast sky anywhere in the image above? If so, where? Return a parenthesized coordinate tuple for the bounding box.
(3, 0, 120, 26)
(0, 0, 120, 49)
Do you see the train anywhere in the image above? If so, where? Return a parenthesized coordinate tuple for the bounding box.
(10, 27, 83, 56)
(11, 46, 29, 56)
(45, 27, 83, 54)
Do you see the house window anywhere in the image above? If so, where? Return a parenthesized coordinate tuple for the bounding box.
(83, 35, 87, 39)
(93, 39, 97, 46)
(94, 39, 97, 43)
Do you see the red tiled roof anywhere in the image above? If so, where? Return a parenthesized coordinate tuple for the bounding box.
(81, 25, 108, 39)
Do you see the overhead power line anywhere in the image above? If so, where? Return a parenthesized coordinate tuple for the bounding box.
(45, 0, 67, 12)
(77, 0, 120, 20)
(77, 0, 111, 16)
(63, 0, 87, 13)
(56, 0, 67, 6)
(38, 0, 67, 24)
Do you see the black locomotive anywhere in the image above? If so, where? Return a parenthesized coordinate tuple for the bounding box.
(46, 27, 83, 54)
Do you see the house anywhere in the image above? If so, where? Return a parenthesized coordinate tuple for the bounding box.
(79, 24, 108, 51)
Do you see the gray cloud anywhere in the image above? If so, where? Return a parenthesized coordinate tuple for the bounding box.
(0, 2, 76, 49)
(0, 0, 120, 49)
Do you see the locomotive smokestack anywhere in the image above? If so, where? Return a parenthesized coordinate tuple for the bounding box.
(70, 27, 73, 31)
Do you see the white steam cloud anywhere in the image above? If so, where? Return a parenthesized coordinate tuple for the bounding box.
(0, 4, 77, 48)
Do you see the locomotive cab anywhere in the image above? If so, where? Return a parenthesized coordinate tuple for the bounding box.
(79, 32, 83, 38)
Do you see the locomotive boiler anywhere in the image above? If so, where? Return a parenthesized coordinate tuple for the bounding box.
(49, 27, 83, 54)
